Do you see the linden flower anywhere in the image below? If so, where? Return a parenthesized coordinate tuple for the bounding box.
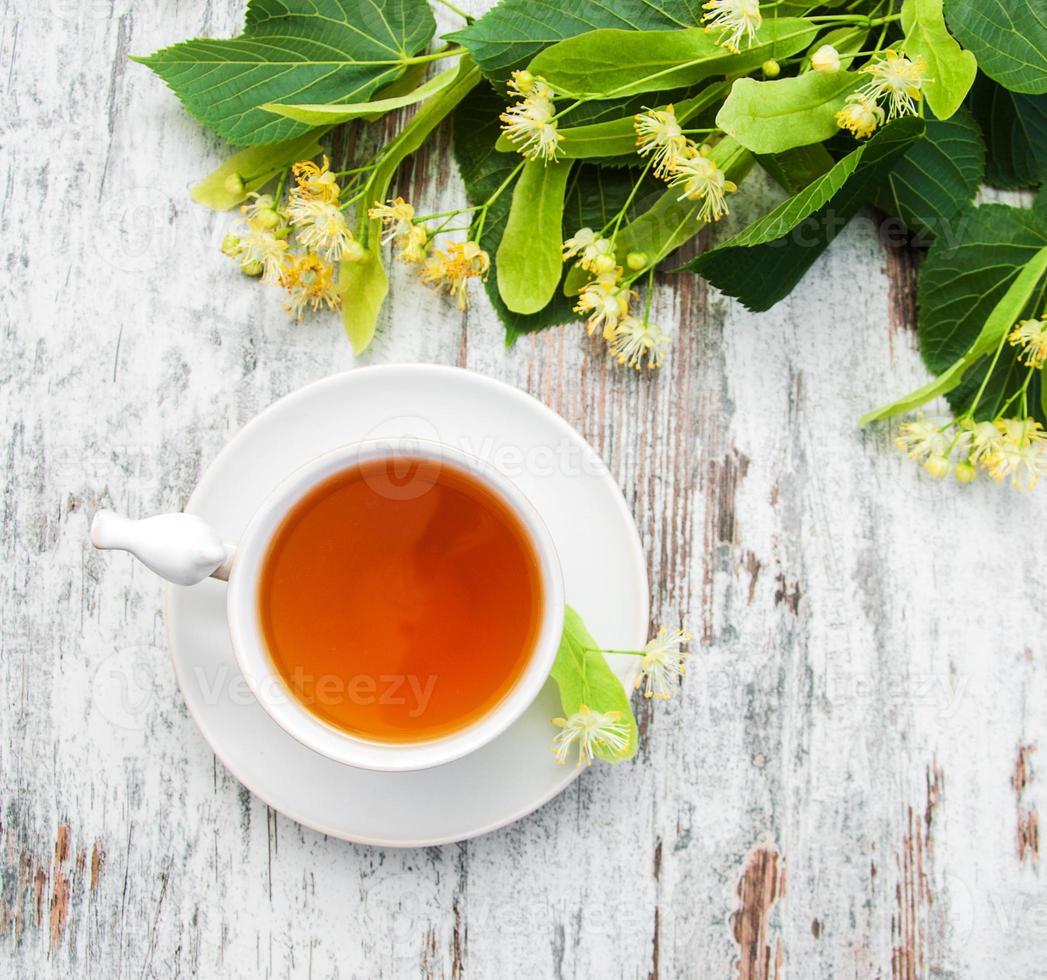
(236, 222, 289, 284)
(859, 49, 928, 119)
(241, 192, 284, 230)
(989, 418, 1047, 489)
(280, 253, 340, 319)
(397, 223, 429, 265)
(500, 71, 563, 162)
(634, 105, 688, 179)
(418, 240, 490, 310)
(635, 628, 691, 699)
(611, 316, 671, 370)
(962, 418, 1006, 470)
(291, 156, 340, 203)
(670, 146, 737, 223)
(1008, 315, 1047, 368)
(703, 0, 762, 53)
(895, 413, 951, 462)
(562, 228, 615, 272)
(369, 197, 416, 244)
(287, 198, 356, 262)
(574, 272, 634, 339)
(811, 44, 841, 75)
(551, 705, 630, 767)
(835, 93, 885, 139)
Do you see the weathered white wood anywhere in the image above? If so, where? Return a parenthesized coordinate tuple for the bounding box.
(2, 1, 1045, 977)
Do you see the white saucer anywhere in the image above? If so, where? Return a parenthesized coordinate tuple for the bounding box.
(167, 365, 648, 846)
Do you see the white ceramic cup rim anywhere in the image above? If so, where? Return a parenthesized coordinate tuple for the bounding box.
(225, 439, 565, 772)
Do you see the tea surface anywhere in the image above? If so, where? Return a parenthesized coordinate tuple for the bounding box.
(258, 457, 543, 742)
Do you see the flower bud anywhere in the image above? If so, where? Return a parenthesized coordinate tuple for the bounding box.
(593, 253, 617, 275)
(954, 460, 977, 484)
(626, 251, 648, 271)
(223, 172, 246, 195)
(923, 456, 950, 479)
(811, 45, 841, 75)
(241, 260, 264, 278)
(762, 59, 780, 78)
(220, 233, 241, 258)
(513, 70, 535, 93)
(254, 207, 281, 230)
(343, 240, 367, 264)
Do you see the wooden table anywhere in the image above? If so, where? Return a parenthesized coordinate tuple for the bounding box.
(2, 3, 1043, 977)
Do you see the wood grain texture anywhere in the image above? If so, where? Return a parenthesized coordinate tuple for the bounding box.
(2, 2, 1046, 977)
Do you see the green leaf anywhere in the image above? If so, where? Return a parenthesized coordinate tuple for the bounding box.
(494, 83, 727, 160)
(261, 64, 460, 126)
(564, 137, 755, 296)
(946, 0, 1047, 95)
(877, 109, 985, 239)
(528, 19, 818, 100)
(861, 242, 1047, 423)
(901, 0, 977, 118)
(968, 74, 1047, 189)
(916, 204, 1047, 374)
(190, 131, 325, 210)
(717, 71, 860, 154)
(758, 144, 836, 194)
(133, 0, 437, 145)
(343, 57, 481, 352)
(687, 117, 924, 311)
(450, 0, 702, 84)
(497, 160, 574, 313)
(550, 606, 638, 763)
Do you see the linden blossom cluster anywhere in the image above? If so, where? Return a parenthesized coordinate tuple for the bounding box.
(552, 627, 691, 766)
(836, 49, 929, 138)
(370, 198, 491, 310)
(895, 314, 1047, 490)
(220, 157, 364, 319)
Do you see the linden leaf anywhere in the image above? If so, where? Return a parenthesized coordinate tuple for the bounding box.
(134, 0, 437, 145)
(687, 117, 924, 311)
(946, 0, 1047, 95)
(550, 606, 638, 764)
(877, 108, 985, 239)
(527, 20, 819, 100)
(901, 0, 977, 119)
(968, 74, 1047, 190)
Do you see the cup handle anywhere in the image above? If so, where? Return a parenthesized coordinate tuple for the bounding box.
(90, 510, 236, 585)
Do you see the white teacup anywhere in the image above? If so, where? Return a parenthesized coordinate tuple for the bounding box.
(91, 440, 565, 772)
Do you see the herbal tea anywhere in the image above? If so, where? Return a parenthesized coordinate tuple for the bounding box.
(258, 456, 543, 742)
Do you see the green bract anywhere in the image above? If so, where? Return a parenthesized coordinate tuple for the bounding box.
(550, 607, 639, 763)
(497, 161, 574, 313)
(528, 20, 818, 99)
(901, 0, 977, 119)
